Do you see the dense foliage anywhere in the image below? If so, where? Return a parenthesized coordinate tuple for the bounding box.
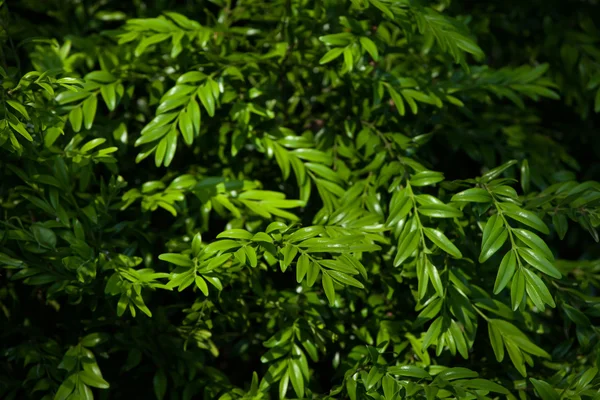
(1, 0, 600, 399)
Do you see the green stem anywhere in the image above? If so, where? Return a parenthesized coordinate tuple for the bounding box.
(473, 305, 490, 322)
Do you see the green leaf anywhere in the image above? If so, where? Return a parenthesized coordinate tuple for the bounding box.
(117, 294, 128, 316)
(217, 229, 253, 240)
(523, 268, 555, 308)
(460, 379, 509, 394)
(319, 47, 344, 64)
(423, 228, 462, 258)
(370, 0, 394, 18)
(80, 333, 109, 347)
(388, 87, 406, 116)
(322, 272, 336, 305)
(171, 271, 194, 291)
(306, 162, 342, 183)
(264, 329, 293, 350)
(365, 367, 384, 391)
(359, 37, 379, 60)
(197, 84, 215, 117)
(195, 276, 209, 296)
(204, 276, 223, 291)
(494, 251, 516, 294)
(513, 229, 554, 261)
(387, 365, 431, 379)
(481, 160, 518, 182)
(178, 110, 194, 145)
(419, 204, 462, 218)
(288, 359, 304, 398)
(135, 125, 170, 146)
(306, 261, 320, 287)
(451, 188, 492, 203)
(7, 100, 30, 119)
(159, 253, 193, 267)
(450, 320, 468, 359)
(436, 367, 478, 381)
(177, 71, 206, 84)
(382, 375, 396, 400)
(82, 95, 98, 130)
(135, 33, 170, 56)
(422, 317, 443, 349)
(319, 259, 358, 275)
(69, 107, 83, 132)
(188, 98, 201, 136)
(510, 269, 526, 311)
(234, 247, 246, 264)
(100, 83, 117, 111)
(402, 90, 418, 114)
(32, 225, 57, 248)
(530, 378, 559, 400)
(506, 341, 526, 377)
(204, 253, 231, 272)
(427, 261, 444, 297)
(501, 204, 550, 234)
(327, 270, 364, 289)
(552, 213, 568, 240)
(79, 370, 110, 389)
(488, 322, 505, 362)
(338, 254, 367, 279)
(562, 303, 591, 327)
(85, 70, 117, 83)
(9, 120, 33, 141)
(262, 346, 289, 363)
(319, 33, 353, 46)
(517, 247, 562, 279)
(56, 90, 91, 104)
(287, 226, 325, 243)
(479, 215, 507, 263)
(204, 240, 242, 254)
(191, 233, 203, 256)
(279, 371, 289, 399)
(393, 227, 419, 266)
(296, 253, 309, 283)
(280, 244, 298, 271)
(245, 246, 258, 267)
(299, 237, 380, 253)
(521, 159, 530, 193)
(576, 368, 598, 391)
(163, 129, 178, 167)
(44, 126, 64, 147)
(153, 369, 167, 400)
(54, 375, 76, 400)
(386, 193, 412, 227)
(410, 171, 444, 187)
(292, 148, 332, 164)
